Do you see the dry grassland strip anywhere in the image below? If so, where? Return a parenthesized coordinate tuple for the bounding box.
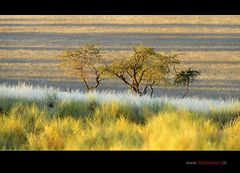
(0, 15, 239, 98)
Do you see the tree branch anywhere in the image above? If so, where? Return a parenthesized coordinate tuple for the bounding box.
(138, 67, 150, 84)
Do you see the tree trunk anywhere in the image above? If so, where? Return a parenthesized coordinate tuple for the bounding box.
(182, 79, 190, 98)
(150, 85, 153, 97)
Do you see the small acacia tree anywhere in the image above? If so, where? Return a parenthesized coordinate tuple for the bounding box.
(59, 44, 105, 91)
(175, 68, 201, 98)
(103, 44, 180, 96)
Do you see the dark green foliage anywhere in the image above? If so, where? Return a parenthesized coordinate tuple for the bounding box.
(175, 68, 201, 97)
(56, 99, 99, 119)
(0, 97, 34, 114)
(209, 109, 240, 128)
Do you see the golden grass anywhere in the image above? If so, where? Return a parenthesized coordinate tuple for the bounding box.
(1, 26, 240, 33)
(1, 15, 240, 24)
(1, 95, 240, 150)
(143, 110, 223, 150)
(223, 118, 240, 149)
(1, 15, 239, 33)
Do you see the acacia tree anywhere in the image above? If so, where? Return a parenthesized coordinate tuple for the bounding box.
(175, 68, 201, 98)
(103, 44, 180, 96)
(59, 44, 105, 91)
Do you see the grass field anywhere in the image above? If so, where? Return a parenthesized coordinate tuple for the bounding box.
(0, 83, 240, 150)
(0, 15, 240, 99)
(0, 16, 240, 150)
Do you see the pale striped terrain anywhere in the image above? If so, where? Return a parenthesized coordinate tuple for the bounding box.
(0, 15, 240, 99)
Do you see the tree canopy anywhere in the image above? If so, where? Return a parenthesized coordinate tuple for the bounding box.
(175, 68, 201, 97)
(103, 44, 180, 96)
(59, 43, 201, 97)
(59, 43, 105, 91)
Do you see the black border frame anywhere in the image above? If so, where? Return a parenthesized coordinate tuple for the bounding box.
(0, 0, 239, 14)
(0, 151, 238, 172)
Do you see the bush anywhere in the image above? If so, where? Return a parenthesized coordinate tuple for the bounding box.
(56, 99, 99, 119)
(222, 118, 240, 149)
(143, 110, 222, 150)
(209, 103, 240, 127)
(65, 117, 143, 150)
(0, 116, 27, 149)
(27, 117, 81, 150)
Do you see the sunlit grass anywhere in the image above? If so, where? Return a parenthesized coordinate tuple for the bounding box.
(1, 15, 240, 33)
(0, 115, 27, 150)
(0, 84, 240, 150)
(143, 110, 223, 150)
(1, 15, 240, 24)
(2, 25, 240, 33)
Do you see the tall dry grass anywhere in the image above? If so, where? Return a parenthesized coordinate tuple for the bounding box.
(0, 84, 240, 150)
